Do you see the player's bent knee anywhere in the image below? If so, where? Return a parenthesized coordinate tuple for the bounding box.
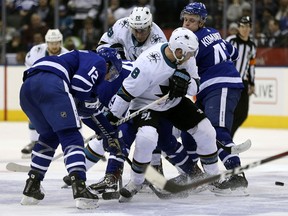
(134, 126, 158, 163)
(188, 118, 217, 155)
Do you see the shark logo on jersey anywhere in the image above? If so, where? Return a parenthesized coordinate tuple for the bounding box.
(119, 19, 129, 29)
(150, 34, 163, 44)
(147, 51, 161, 63)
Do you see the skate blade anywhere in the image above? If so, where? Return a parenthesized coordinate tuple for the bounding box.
(21, 154, 31, 159)
(61, 184, 70, 189)
(75, 198, 99, 209)
(118, 195, 132, 203)
(20, 195, 41, 205)
(214, 187, 249, 197)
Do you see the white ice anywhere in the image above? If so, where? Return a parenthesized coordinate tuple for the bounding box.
(0, 122, 288, 216)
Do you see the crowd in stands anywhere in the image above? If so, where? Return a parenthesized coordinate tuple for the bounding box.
(1, 0, 287, 64)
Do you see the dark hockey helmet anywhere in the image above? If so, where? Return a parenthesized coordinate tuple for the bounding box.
(238, 16, 252, 26)
(98, 47, 122, 81)
(180, 2, 208, 22)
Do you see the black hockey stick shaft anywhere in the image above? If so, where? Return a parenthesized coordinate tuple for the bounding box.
(146, 150, 288, 193)
(90, 114, 133, 165)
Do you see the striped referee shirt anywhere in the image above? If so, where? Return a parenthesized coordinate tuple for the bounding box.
(226, 34, 257, 85)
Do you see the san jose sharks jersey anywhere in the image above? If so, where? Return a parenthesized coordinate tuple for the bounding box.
(97, 17, 167, 61)
(25, 43, 69, 68)
(120, 43, 199, 111)
(24, 50, 107, 101)
(194, 27, 244, 100)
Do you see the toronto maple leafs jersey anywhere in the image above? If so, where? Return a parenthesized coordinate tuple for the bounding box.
(97, 17, 167, 61)
(194, 27, 244, 100)
(25, 43, 69, 68)
(24, 50, 107, 101)
(120, 43, 199, 111)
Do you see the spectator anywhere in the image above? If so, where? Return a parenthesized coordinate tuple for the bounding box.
(77, 17, 102, 50)
(14, 0, 38, 29)
(266, 18, 288, 47)
(6, 31, 26, 53)
(67, 0, 103, 34)
(228, 22, 238, 35)
(241, 1, 252, 17)
(64, 36, 83, 50)
(21, 13, 49, 51)
(275, 0, 288, 31)
(254, 20, 267, 47)
(58, 4, 74, 39)
(227, 0, 243, 23)
(99, 0, 130, 28)
(35, 0, 54, 28)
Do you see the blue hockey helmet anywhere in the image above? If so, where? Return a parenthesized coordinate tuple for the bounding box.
(180, 2, 208, 22)
(98, 47, 122, 82)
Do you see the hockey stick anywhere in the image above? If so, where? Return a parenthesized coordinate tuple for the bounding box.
(145, 150, 288, 194)
(6, 135, 96, 173)
(115, 94, 169, 126)
(216, 139, 251, 154)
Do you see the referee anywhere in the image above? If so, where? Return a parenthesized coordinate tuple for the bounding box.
(226, 16, 257, 137)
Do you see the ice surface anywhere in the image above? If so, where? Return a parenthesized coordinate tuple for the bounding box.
(0, 122, 288, 216)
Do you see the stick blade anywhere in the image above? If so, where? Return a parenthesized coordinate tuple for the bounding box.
(6, 162, 30, 172)
(231, 139, 252, 154)
(145, 165, 167, 190)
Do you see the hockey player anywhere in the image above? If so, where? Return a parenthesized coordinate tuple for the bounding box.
(97, 6, 167, 60)
(21, 29, 69, 158)
(83, 6, 168, 188)
(180, 2, 248, 192)
(106, 27, 224, 202)
(226, 16, 257, 138)
(19, 47, 122, 209)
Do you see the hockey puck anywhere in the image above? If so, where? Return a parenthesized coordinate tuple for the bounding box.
(275, 181, 284, 186)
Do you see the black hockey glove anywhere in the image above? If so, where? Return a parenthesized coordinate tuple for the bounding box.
(169, 69, 191, 99)
(103, 130, 128, 156)
(75, 98, 98, 117)
(106, 111, 120, 126)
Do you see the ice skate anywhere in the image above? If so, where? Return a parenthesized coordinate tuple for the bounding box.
(21, 170, 45, 205)
(21, 141, 37, 158)
(61, 175, 71, 188)
(170, 164, 207, 193)
(119, 180, 142, 203)
(70, 173, 99, 209)
(88, 174, 118, 194)
(209, 173, 249, 196)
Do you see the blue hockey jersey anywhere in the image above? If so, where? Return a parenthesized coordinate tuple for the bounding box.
(194, 27, 244, 100)
(23, 50, 107, 101)
(97, 60, 134, 108)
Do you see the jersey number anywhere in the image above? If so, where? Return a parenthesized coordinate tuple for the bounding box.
(131, 67, 140, 79)
(88, 66, 99, 84)
(213, 42, 228, 64)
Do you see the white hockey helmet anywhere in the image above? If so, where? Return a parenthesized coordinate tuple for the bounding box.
(45, 29, 63, 43)
(168, 27, 198, 63)
(129, 7, 152, 29)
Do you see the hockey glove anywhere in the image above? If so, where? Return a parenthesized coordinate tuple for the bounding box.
(103, 130, 128, 156)
(106, 111, 120, 126)
(169, 69, 191, 99)
(75, 98, 98, 117)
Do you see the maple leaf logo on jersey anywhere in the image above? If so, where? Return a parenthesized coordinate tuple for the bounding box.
(147, 51, 161, 63)
(150, 34, 163, 44)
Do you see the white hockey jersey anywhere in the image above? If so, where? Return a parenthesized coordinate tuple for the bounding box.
(25, 43, 69, 68)
(120, 42, 199, 112)
(97, 17, 167, 61)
